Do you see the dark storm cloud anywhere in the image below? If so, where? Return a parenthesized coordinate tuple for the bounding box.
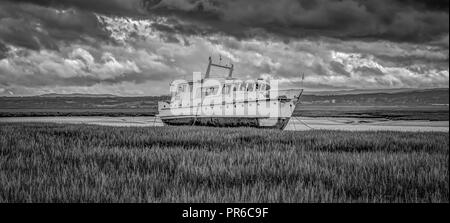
(61, 71, 168, 86)
(330, 61, 351, 77)
(142, 0, 449, 43)
(374, 53, 449, 70)
(151, 20, 208, 36)
(0, 1, 112, 51)
(0, 69, 168, 88)
(311, 63, 329, 76)
(354, 66, 385, 76)
(1, 0, 448, 44)
(3, 0, 143, 16)
(0, 0, 448, 95)
(396, 0, 449, 11)
(0, 41, 9, 59)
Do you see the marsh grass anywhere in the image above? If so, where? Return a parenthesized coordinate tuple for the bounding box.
(0, 123, 448, 202)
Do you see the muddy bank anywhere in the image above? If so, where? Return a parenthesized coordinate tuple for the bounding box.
(0, 116, 448, 132)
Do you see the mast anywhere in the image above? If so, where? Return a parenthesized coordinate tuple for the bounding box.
(228, 64, 234, 78)
(204, 56, 234, 79)
(205, 57, 212, 79)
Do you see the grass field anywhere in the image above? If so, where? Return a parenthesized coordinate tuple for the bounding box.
(0, 123, 448, 202)
(296, 105, 449, 121)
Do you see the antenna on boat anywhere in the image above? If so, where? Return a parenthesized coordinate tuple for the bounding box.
(301, 73, 304, 89)
(205, 56, 212, 79)
(229, 63, 234, 78)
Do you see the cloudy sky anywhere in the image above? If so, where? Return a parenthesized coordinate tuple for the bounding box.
(0, 0, 448, 96)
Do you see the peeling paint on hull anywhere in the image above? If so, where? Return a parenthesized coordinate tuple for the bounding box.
(160, 116, 291, 130)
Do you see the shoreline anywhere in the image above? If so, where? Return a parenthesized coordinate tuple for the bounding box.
(1, 116, 448, 132)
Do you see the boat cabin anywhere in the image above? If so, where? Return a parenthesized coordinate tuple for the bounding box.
(170, 79, 272, 107)
(158, 56, 303, 130)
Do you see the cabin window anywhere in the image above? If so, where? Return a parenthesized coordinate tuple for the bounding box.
(222, 85, 231, 95)
(221, 85, 226, 94)
(247, 83, 254, 91)
(177, 84, 190, 94)
(210, 87, 219, 95)
(202, 86, 219, 96)
(259, 83, 265, 91)
(201, 88, 206, 97)
(172, 84, 182, 99)
(239, 83, 246, 91)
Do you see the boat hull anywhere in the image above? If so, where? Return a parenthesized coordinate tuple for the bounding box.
(160, 116, 291, 130)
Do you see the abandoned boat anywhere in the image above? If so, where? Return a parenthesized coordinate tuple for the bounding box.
(157, 57, 303, 130)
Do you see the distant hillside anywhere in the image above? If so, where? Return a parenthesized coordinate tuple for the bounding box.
(0, 89, 447, 120)
(302, 88, 435, 96)
(0, 95, 171, 110)
(39, 93, 117, 98)
(0, 88, 447, 109)
(301, 88, 449, 106)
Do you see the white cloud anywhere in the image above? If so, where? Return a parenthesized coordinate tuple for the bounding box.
(1, 13, 448, 96)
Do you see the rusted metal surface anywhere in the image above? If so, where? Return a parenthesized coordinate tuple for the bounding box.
(161, 117, 291, 130)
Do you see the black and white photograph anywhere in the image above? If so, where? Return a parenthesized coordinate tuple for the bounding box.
(0, 0, 448, 214)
